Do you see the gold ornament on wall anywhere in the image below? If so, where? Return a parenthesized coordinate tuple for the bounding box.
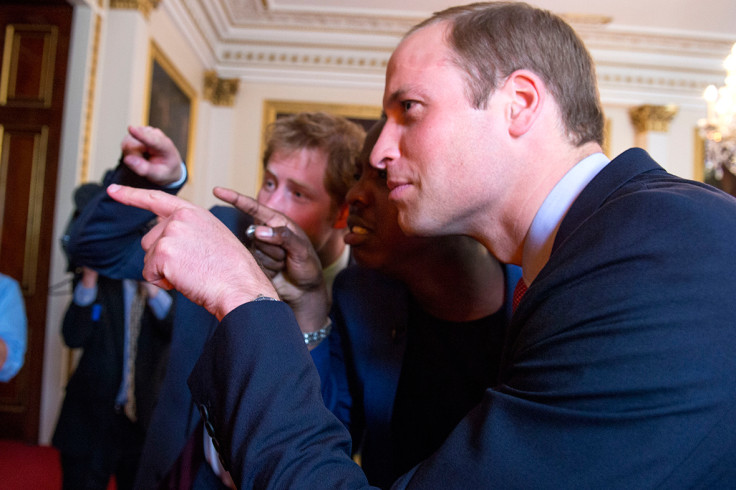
(203, 71, 240, 107)
(109, 0, 161, 20)
(628, 104, 679, 133)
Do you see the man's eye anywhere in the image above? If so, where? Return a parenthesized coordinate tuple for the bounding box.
(262, 179, 275, 191)
(402, 100, 415, 112)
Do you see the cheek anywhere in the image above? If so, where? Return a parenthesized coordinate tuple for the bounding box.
(289, 206, 329, 239)
(378, 203, 403, 238)
(287, 209, 312, 231)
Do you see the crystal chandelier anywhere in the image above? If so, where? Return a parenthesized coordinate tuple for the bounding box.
(699, 42, 736, 181)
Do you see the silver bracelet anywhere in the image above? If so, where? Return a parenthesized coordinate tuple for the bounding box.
(304, 318, 332, 347)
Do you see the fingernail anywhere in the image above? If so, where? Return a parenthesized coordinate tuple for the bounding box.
(256, 227, 273, 238)
(108, 184, 120, 192)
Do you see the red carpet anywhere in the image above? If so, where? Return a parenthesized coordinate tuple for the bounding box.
(0, 440, 62, 489)
(0, 440, 117, 489)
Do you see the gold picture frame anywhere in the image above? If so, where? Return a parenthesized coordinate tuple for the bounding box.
(259, 99, 382, 186)
(144, 42, 197, 176)
(694, 128, 706, 182)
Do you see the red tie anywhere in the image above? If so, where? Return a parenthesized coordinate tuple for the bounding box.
(512, 277, 527, 312)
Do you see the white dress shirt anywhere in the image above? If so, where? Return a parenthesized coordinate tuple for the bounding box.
(521, 152, 610, 285)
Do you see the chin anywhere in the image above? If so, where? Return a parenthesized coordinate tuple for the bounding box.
(397, 212, 438, 238)
(353, 253, 386, 270)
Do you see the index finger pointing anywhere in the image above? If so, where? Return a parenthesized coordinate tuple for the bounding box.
(107, 184, 193, 218)
(213, 187, 285, 225)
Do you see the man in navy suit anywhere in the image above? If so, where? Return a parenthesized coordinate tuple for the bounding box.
(52, 266, 174, 490)
(107, 2, 736, 488)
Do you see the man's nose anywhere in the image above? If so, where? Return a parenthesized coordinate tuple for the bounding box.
(346, 180, 369, 207)
(370, 124, 398, 170)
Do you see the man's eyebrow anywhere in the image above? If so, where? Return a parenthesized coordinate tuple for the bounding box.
(285, 176, 319, 196)
(385, 87, 409, 106)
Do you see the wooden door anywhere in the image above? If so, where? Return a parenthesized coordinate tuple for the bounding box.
(0, 2, 71, 442)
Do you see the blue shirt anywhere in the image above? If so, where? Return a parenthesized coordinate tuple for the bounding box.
(0, 273, 27, 382)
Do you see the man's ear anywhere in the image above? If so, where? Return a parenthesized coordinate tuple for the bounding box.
(333, 203, 349, 229)
(505, 70, 543, 137)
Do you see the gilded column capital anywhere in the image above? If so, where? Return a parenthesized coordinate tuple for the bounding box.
(203, 71, 240, 107)
(109, 0, 161, 20)
(629, 104, 679, 133)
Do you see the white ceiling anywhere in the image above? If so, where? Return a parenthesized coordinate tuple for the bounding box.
(241, 0, 736, 36)
(162, 0, 736, 106)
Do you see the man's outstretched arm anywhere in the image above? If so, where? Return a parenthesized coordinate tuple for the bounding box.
(106, 184, 373, 489)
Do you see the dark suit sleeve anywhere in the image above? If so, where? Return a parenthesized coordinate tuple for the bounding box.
(61, 300, 99, 348)
(65, 162, 185, 279)
(146, 289, 175, 338)
(189, 300, 373, 490)
(311, 312, 354, 435)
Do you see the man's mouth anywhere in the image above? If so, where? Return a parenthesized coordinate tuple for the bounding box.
(347, 216, 372, 235)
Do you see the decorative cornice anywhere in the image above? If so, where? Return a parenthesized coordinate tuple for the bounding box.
(203, 70, 240, 106)
(165, 0, 734, 105)
(629, 104, 680, 132)
(110, 0, 162, 20)
(225, 0, 419, 34)
(219, 46, 389, 71)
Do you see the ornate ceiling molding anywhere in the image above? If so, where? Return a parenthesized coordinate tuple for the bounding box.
(163, 0, 735, 106)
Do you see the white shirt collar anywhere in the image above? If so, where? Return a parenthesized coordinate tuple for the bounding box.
(521, 152, 610, 285)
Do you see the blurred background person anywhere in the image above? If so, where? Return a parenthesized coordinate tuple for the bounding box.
(0, 272, 27, 382)
(53, 183, 174, 490)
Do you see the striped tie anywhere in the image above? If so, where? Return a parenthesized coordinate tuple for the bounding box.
(124, 284, 146, 421)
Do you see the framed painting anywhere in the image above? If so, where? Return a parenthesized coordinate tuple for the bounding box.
(144, 42, 197, 172)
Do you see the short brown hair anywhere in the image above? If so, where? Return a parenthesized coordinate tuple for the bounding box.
(262, 112, 366, 207)
(409, 2, 604, 147)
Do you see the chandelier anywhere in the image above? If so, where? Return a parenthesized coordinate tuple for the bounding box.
(699, 42, 736, 181)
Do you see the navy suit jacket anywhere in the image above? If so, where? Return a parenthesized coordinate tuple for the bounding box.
(52, 275, 174, 455)
(189, 148, 736, 489)
(65, 164, 254, 489)
(312, 263, 521, 487)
